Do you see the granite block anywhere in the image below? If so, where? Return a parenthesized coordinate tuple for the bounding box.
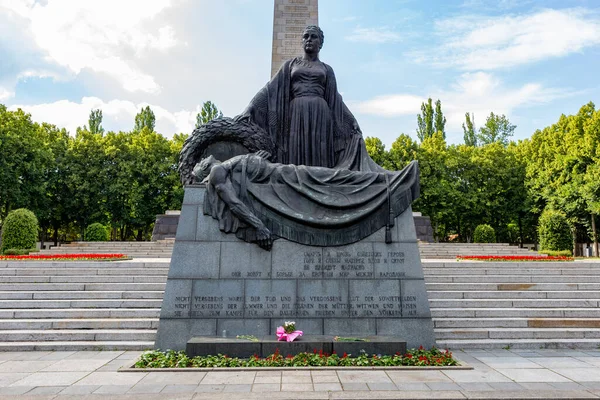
(191, 280, 244, 319)
(175, 204, 198, 241)
(324, 319, 376, 336)
(196, 210, 237, 242)
(272, 241, 321, 279)
(220, 242, 272, 279)
(186, 337, 261, 358)
(349, 280, 401, 318)
(332, 336, 407, 357)
(154, 319, 217, 351)
(244, 280, 296, 319)
(217, 319, 270, 337)
(321, 242, 375, 279)
(401, 279, 432, 318)
(182, 186, 205, 205)
(159, 279, 192, 319)
(395, 207, 418, 242)
(376, 318, 436, 349)
(261, 335, 332, 357)
(297, 280, 348, 318)
(372, 242, 423, 279)
(168, 241, 220, 279)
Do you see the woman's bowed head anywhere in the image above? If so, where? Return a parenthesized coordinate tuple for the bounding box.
(302, 25, 324, 57)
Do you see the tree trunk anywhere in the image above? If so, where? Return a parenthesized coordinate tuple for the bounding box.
(592, 213, 599, 258)
(518, 214, 524, 248)
(572, 225, 578, 257)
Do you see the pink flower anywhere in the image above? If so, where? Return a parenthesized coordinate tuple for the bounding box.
(276, 326, 303, 342)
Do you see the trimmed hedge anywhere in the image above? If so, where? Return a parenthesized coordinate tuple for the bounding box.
(85, 223, 110, 242)
(473, 224, 496, 243)
(539, 249, 572, 257)
(538, 209, 572, 252)
(0, 208, 39, 254)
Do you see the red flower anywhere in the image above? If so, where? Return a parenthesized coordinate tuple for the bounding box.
(342, 352, 348, 358)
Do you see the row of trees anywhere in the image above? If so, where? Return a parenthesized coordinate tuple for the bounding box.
(365, 99, 600, 253)
(1, 98, 598, 251)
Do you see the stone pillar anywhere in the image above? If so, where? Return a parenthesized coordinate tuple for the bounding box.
(271, 0, 318, 78)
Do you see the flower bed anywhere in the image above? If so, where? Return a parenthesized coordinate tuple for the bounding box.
(134, 347, 458, 368)
(0, 253, 129, 261)
(456, 255, 573, 262)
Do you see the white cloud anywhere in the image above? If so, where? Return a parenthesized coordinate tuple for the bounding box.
(354, 71, 572, 134)
(8, 97, 199, 137)
(422, 8, 600, 70)
(345, 27, 402, 43)
(0, 86, 14, 101)
(0, 0, 179, 93)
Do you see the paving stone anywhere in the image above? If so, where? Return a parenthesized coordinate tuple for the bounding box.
(281, 374, 312, 384)
(281, 383, 314, 391)
(194, 384, 224, 392)
(73, 371, 146, 386)
(339, 382, 368, 391)
(254, 374, 281, 384)
(394, 382, 429, 391)
(476, 356, 543, 369)
(41, 359, 108, 372)
(58, 385, 101, 394)
(367, 382, 399, 391)
(313, 382, 342, 391)
(252, 383, 281, 392)
(442, 369, 512, 383)
(10, 371, 89, 386)
(487, 382, 526, 391)
(200, 371, 255, 385)
(223, 384, 252, 392)
(138, 372, 206, 385)
(529, 357, 592, 369)
(386, 370, 452, 383)
(0, 361, 56, 373)
(458, 382, 494, 391)
(311, 374, 339, 383)
(426, 382, 462, 391)
(26, 385, 65, 395)
(551, 367, 600, 382)
(338, 370, 391, 383)
(161, 384, 198, 393)
(128, 383, 166, 393)
(496, 368, 572, 382)
(0, 386, 34, 395)
(549, 382, 588, 390)
(38, 352, 76, 361)
(93, 385, 131, 394)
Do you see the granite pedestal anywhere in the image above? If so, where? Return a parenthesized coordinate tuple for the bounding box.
(155, 185, 435, 352)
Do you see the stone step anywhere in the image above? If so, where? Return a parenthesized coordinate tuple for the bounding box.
(431, 308, 600, 318)
(433, 317, 600, 329)
(424, 262, 600, 268)
(424, 268, 600, 276)
(0, 276, 166, 283)
(425, 276, 600, 283)
(0, 291, 164, 300)
(0, 329, 156, 342)
(0, 283, 166, 291)
(429, 299, 600, 308)
(0, 261, 169, 268)
(0, 268, 169, 276)
(429, 290, 600, 299)
(435, 327, 600, 340)
(426, 283, 600, 291)
(0, 308, 160, 319)
(0, 341, 154, 351)
(0, 318, 159, 330)
(437, 338, 600, 349)
(0, 299, 162, 309)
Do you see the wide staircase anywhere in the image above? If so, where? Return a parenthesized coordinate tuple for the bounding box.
(426, 260, 600, 349)
(2, 252, 600, 351)
(38, 240, 175, 259)
(0, 260, 167, 351)
(39, 241, 534, 260)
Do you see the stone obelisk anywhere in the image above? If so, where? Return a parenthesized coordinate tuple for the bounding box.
(271, 0, 318, 77)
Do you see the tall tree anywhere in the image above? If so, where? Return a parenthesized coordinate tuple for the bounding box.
(416, 98, 434, 142)
(195, 101, 223, 128)
(365, 137, 388, 167)
(434, 99, 446, 139)
(462, 112, 477, 146)
(134, 106, 156, 132)
(477, 112, 515, 146)
(88, 109, 104, 135)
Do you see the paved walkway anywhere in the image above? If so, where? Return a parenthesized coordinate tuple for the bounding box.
(1, 349, 600, 398)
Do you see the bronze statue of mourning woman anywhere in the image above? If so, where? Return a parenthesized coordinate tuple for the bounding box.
(179, 26, 420, 250)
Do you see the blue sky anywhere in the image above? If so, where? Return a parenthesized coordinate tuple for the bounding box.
(1, 0, 600, 147)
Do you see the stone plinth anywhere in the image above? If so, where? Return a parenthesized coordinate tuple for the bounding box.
(271, 0, 318, 77)
(151, 212, 181, 241)
(155, 185, 435, 351)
